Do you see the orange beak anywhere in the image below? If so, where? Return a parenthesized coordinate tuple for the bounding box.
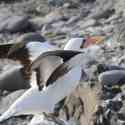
(84, 36, 105, 48)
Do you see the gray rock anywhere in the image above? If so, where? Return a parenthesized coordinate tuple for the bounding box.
(0, 89, 26, 114)
(117, 120, 125, 125)
(0, 90, 31, 125)
(77, 19, 96, 29)
(0, 15, 30, 33)
(44, 9, 66, 24)
(110, 114, 120, 125)
(85, 26, 104, 36)
(29, 17, 45, 30)
(106, 100, 122, 112)
(89, 0, 115, 20)
(97, 63, 125, 74)
(66, 15, 80, 25)
(0, 65, 30, 91)
(102, 25, 114, 33)
(0, 117, 29, 125)
(47, 0, 65, 7)
(51, 21, 65, 28)
(30, 9, 67, 31)
(79, 0, 96, 3)
(98, 70, 125, 86)
(29, 114, 69, 125)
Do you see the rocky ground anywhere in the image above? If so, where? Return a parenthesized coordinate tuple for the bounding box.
(0, 0, 125, 125)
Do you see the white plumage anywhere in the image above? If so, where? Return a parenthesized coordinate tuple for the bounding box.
(26, 41, 59, 61)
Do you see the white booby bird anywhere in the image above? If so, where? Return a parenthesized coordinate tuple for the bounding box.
(0, 50, 85, 123)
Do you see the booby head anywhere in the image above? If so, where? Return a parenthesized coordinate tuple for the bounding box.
(64, 35, 105, 50)
(0, 50, 85, 123)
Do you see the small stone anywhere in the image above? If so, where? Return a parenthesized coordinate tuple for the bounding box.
(51, 21, 65, 28)
(102, 25, 114, 33)
(77, 19, 96, 28)
(0, 65, 30, 91)
(0, 89, 26, 114)
(66, 16, 80, 25)
(98, 70, 125, 86)
(0, 15, 30, 33)
(106, 100, 122, 112)
(29, 17, 45, 30)
(85, 26, 104, 36)
(44, 9, 66, 24)
(97, 63, 125, 74)
(47, 0, 65, 7)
